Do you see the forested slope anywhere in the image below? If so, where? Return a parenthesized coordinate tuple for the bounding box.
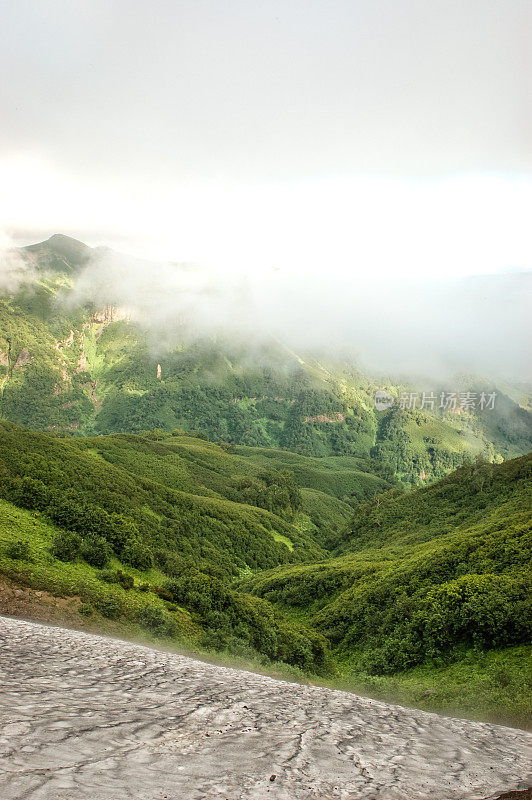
(1, 234, 531, 486)
(239, 455, 532, 701)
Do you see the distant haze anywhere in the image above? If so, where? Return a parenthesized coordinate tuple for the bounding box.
(0, 1, 531, 380)
(62, 241, 532, 383)
(0, 0, 531, 280)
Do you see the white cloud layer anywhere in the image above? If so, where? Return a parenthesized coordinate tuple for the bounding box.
(2, 155, 531, 281)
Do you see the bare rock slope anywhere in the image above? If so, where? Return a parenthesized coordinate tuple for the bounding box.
(0, 616, 529, 800)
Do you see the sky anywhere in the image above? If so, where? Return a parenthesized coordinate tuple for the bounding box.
(0, 0, 531, 279)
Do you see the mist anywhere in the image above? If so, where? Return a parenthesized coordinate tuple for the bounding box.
(0, 232, 36, 293)
(1, 0, 530, 383)
(64, 243, 531, 384)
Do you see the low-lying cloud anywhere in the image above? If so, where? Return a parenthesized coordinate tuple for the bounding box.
(65, 245, 532, 384)
(0, 232, 36, 293)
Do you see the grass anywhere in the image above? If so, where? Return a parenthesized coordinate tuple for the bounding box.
(1, 473, 530, 728)
(330, 646, 532, 730)
(271, 531, 294, 551)
(0, 499, 198, 638)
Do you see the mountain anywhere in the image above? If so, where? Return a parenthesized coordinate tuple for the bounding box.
(23, 233, 92, 274)
(1, 234, 531, 487)
(0, 421, 530, 724)
(238, 453, 532, 724)
(0, 234, 531, 722)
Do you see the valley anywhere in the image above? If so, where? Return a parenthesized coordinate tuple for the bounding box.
(0, 420, 530, 726)
(0, 234, 530, 789)
(3, 7, 531, 798)
(1, 235, 531, 487)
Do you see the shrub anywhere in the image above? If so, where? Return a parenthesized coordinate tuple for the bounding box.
(99, 568, 134, 590)
(78, 602, 93, 616)
(94, 597, 122, 619)
(122, 540, 153, 571)
(201, 629, 229, 651)
(80, 535, 112, 569)
(99, 568, 119, 583)
(228, 469, 302, 518)
(47, 498, 84, 530)
(152, 585, 174, 602)
(227, 636, 259, 660)
(137, 604, 176, 636)
(116, 570, 134, 590)
(164, 571, 330, 672)
(5, 539, 31, 560)
(51, 531, 82, 562)
(107, 515, 139, 554)
(10, 477, 50, 511)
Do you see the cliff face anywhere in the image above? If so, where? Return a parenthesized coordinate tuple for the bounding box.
(91, 305, 130, 324)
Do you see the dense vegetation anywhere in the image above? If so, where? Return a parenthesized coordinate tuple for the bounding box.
(1, 235, 530, 486)
(240, 455, 531, 678)
(0, 422, 334, 575)
(0, 421, 388, 672)
(0, 417, 530, 721)
(0, 235, 531, 725)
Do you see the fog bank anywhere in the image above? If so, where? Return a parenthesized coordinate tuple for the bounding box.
(68, 246, 531, 383)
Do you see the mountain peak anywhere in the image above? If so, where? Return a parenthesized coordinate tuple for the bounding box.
(22, 233, 92, 272)
(46, 232, 88, 245)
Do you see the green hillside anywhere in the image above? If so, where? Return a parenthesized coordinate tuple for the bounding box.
(0, 421, 349, 672)
(1, 234, 530, 486)
(241, 454, 531, 656)
(0, 421, 391, 674)
(0, 422, 332, 575)
(0, 421, 530, 723)
(1, 235, 531, 725)
(0, 497, 329, 674)
(239, 455, 532, 723)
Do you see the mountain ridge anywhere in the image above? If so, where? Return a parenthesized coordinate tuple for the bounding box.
(0, 421, 529, 724)
(1, 235, 530, 486)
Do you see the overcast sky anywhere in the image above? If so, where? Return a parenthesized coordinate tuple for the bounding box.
(1, 0, 531, 277)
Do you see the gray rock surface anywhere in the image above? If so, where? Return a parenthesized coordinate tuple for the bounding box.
(0, 616, 530, 799)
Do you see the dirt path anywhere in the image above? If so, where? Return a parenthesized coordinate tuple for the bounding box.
(0, 616, 529, 800)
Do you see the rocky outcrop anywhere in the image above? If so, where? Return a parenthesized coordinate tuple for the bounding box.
(13, 348, 31, 368)
(91, 305, 130, 324)
(303, 412, 345, 423)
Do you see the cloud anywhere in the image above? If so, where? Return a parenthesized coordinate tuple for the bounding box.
(66, 242, 532, 383)
(0, 231, 36, 293)
(2, 157, 532, 282)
